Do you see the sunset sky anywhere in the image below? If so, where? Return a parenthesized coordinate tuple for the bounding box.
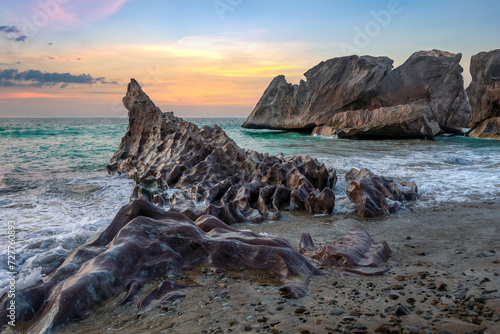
(1, 0, 499, 117)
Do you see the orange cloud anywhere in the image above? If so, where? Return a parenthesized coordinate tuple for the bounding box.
(0, 92, 64, 99)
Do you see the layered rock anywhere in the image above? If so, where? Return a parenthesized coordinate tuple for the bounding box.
(0, 200, 322, 334)
(244, 50, 471, 137)
(0, 200, 393, 333)
(241, 55, 394, 130)
(345, 168, 418, 218)
(311, 101, 441, 139)
(467, 117, 500, 140)
(108, 79, 337, 224)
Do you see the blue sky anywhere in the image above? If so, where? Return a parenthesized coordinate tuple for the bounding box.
(0, 0, 499, 117)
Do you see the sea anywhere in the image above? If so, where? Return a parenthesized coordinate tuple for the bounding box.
(1, 117, 500, 295)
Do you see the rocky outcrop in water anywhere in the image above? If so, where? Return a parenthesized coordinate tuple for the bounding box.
(466, 49, 500, 128)
(241, 55, 393, 130)
(0, 200, 322, 334)
(345, 168, 418, 218)
(377, 50, 470, 131)
(243, 50, 471, 137)
(311, 101, 441, 139)
(465, 49, 500, 140)
(107, 79, 337, 224)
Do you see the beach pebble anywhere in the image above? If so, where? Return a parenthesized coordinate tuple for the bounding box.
(294, 306, 306, 314)
(329, 307, 344, 315)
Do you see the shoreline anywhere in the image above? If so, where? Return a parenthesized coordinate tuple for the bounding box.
(15, 202, 496, 334)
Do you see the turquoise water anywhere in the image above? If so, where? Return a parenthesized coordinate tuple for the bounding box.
(1, 117, 500, 294)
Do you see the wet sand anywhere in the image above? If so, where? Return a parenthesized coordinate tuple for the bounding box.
(9, 203, 500, 334)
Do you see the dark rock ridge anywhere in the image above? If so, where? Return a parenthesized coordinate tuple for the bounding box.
(345, 168, 418, 218)
(0, 200, 391, 333)
(243, 50, 471, 137)
(107, 79, 337, 224)
(242, 55, 393, 130)
(467, 116, 500, 140)
(466, 49, 500, 139)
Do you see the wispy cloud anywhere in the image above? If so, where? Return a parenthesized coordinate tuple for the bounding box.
(0, 69, 118, 88)
(46, 0, 131, 25)
(0, 25, 27, 42)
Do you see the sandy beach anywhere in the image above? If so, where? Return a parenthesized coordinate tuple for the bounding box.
(10, 203, 493, 334)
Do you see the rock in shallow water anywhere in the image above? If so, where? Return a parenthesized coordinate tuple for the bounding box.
(244, 49, 471, 137)
(242, 55, 393, 130)
(311, 101, 441, 139)
(107, 79, 337, 224)
(345, 168, 418, 218)
(467, 116, 500, 140)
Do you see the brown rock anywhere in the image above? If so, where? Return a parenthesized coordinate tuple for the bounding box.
(467, 49, 500, 127)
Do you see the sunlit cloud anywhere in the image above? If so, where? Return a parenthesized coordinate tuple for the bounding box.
(0, 92, 64, 99)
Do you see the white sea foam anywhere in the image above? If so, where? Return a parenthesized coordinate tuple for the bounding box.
(0, 173, 134, 295)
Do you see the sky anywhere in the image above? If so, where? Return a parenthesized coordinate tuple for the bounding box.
(0, 0, 499, 118)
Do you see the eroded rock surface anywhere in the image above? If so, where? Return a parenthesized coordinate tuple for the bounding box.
(242, 55, 393, 130)
(466, 49, 500, 128)
(244, 50, 471, 137)
(0, 200, 322, 334)
(299, 228, 391, 276)
(345, 168, 418, 218)
(107, 79, 337, 224)
(0, 200, 394, 333)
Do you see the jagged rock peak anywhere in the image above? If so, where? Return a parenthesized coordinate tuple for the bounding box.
(107, 80, 338, 225)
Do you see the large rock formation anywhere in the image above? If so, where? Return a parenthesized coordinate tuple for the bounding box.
(107, 79, 337, 224)
(311, 101, 441, 139)
(467, 117, 500, 140)
(241, 55, 394, 130)
(467, 49, 500, 127)
(466, 49, 500, 134)
(0, 200, 321, 334)
(243, 50, 471, 137)
(0, 200, 392, 333)
(377, 49, 470, 131)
